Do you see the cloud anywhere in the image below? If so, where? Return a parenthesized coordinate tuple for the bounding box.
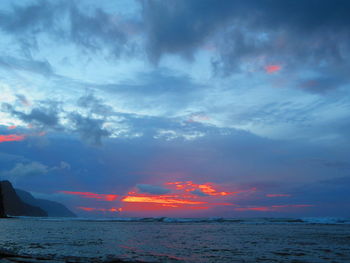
(0, 0, 136, 58)
(15, 94, 30, 107)
(142, 0, 350, 90)
(60, 191, 119, 202)
(69, 112, 110, 145)
(3, 161, 49, 178)
(0, 56, 54, 76)
(0, 134, 25, 143)
(190, 189, 209, 197)
(265, 65, 281, 74)
(51, 161, 71, 171)
(141, 0, 239, 62)
(298, 77, 345, 94)
(77, 92, 114, 116)
(69, 4, 130, 57)
(136, 184, 171, 195)
(2, 101, 61, 129)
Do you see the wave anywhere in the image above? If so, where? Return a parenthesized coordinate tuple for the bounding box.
(22, 216, 350, 224)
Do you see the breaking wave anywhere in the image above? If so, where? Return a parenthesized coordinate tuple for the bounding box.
(31, 216, 350, 224)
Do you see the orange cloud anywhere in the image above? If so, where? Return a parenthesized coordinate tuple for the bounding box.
(7, 125, 17, 130)
(0, 134, 25, 143)
(60, 191, 119, 201)
(121, 195, 207, 205)
(78, 207, 122, 212)
(118, 181, 240, 214)
(68, 181, 250, 215)
(165, 181, 237, 196)
(265, 65, 281, 73)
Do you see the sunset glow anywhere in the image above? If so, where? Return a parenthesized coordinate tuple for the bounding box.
(265, 64, 281, 73)
(121, 195, 207, 205)
(78, 207, 122, 212)
(60, 191, 119, 201)
(0, 134, 25, 143)
(165, 181, 234, 196)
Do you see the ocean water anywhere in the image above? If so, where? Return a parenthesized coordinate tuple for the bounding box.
(0, 217, 350, 263)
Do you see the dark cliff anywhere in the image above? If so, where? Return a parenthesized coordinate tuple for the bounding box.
(0, 180, 47, 217)
(16, 189, 76, 217)
(0, 183, 6, 218)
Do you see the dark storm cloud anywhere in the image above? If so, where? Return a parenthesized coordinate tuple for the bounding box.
(142, 0, 350, 59)
(141, 0, 240, 61)
(143, 0, 350, 92)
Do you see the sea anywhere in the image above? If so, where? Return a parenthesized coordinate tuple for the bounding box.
(0, 217, 350, 263)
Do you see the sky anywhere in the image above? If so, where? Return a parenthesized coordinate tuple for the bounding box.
(0, 0, 349, 218)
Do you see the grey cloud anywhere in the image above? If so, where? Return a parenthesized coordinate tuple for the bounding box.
(2, 101, 61, 129)
(69, 112, 110, 145)
(143, 0, 350, 90)
(141, 0, 239, 62)
(15, 94, 30, 106)
(0, 56, 54, 76)
(298, 77, 345, 94)
(77, 93, 114, 116)
(51, 161, 71, 171)
(3, 161, 49, 178)
(136, 184, 171, 195)
(143, 0, 350, 59)
(69, 5, 130, 57)
(0, 0, 135, 58)
(0, 0, 60, 34)
(89, 70, 207, 113)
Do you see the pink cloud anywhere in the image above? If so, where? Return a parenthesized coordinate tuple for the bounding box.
(0, 134, 25, 143)
(265, 65, 281, 73)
